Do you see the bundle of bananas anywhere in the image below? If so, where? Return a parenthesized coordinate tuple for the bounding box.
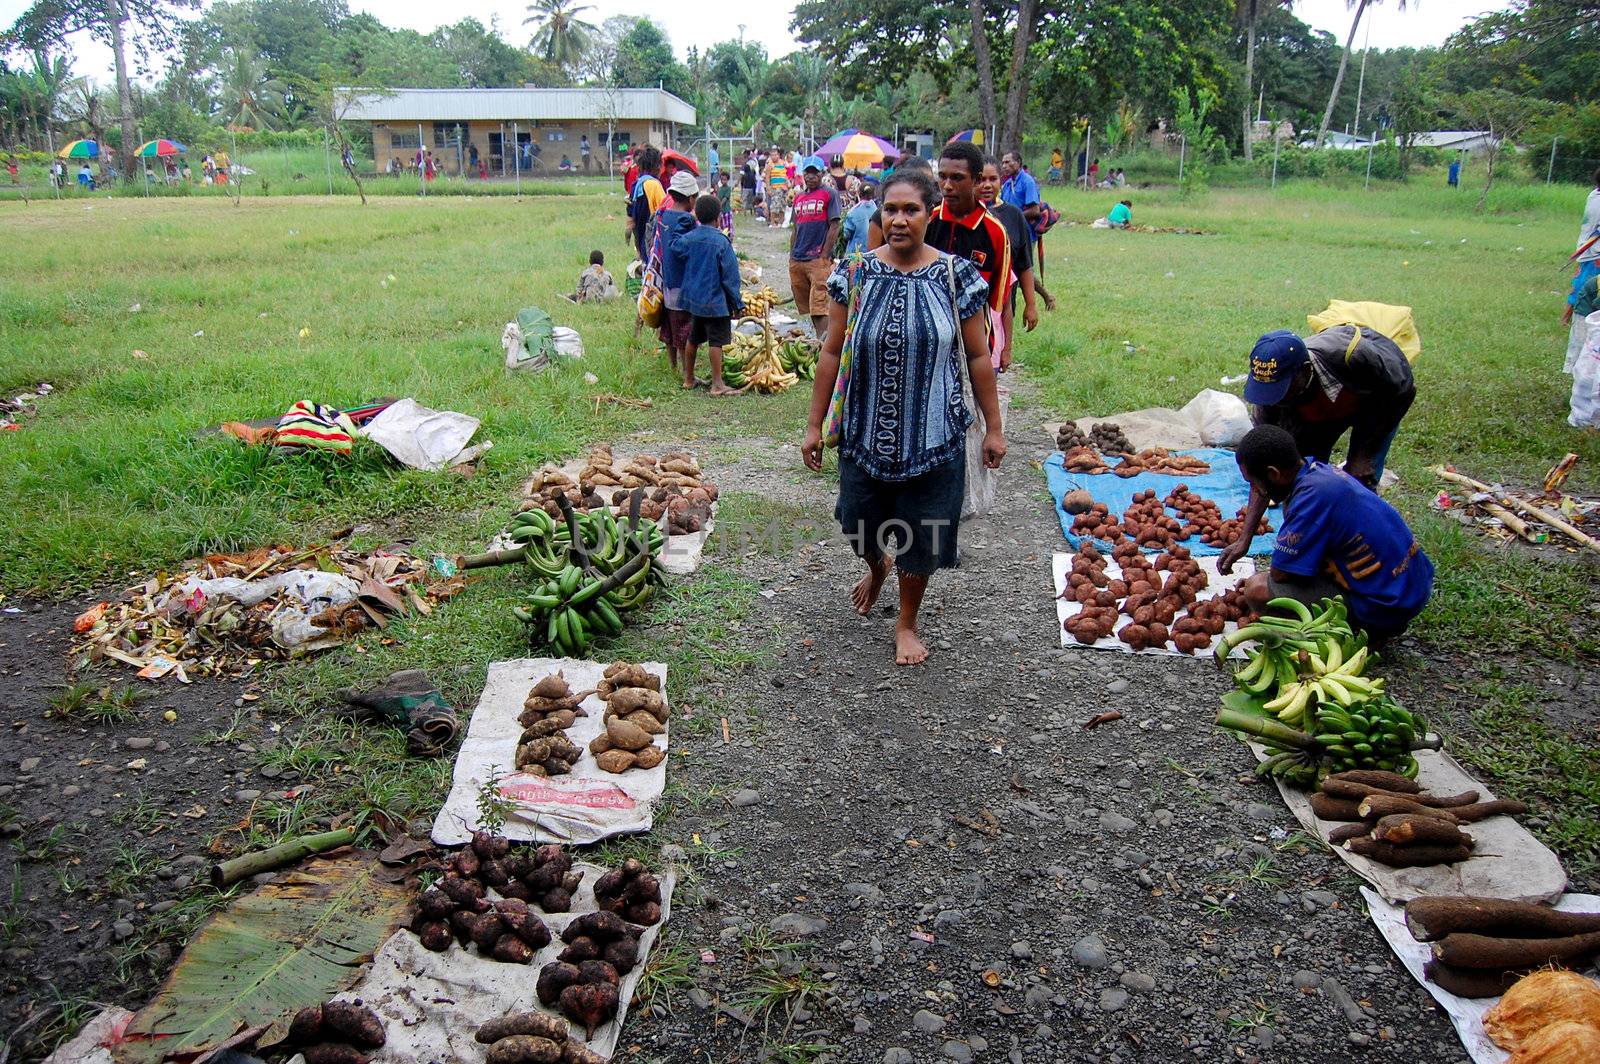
(502, 495, 665, 658)
(1214, 597, 1427, 788)
(739, 337, 799, 394)
(777, 339, 819, 381)
(741, 285, 780, 318)
(721, 332, 764, 390)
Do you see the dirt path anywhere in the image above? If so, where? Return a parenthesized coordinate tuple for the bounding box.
(618, 218, 1467, 1062)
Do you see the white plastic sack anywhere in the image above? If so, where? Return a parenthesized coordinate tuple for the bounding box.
(962, 386, 1010, 520)
(167, 570, 363, 649)
(1182, 388, 1252, 447)
(501, 320, 529, 371)
(552, 325, 584, 360)
(1564, 312, 1592, 375)
(1571, 312, 1600, 428)
(361, 398, 482, 471)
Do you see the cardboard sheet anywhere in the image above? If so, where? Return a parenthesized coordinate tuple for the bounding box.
(343, 861, 675, 1062)
(1261, 747, 1568, 905)
(1363, 888, 1600, 1064)
(1043, 448, 1278, 557)
(432, 658, 667, 846)
(1051, 552, 1255, 659)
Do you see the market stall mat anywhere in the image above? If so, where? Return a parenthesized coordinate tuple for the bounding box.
(1261, 746, 1567, 905)
(1043, 447, 1277, 558)
(433, 658, 668, 846)
(344, 858, 676, 1062)
(1051, 552, 1255, 659)
(1364, 887, 1600, 1064)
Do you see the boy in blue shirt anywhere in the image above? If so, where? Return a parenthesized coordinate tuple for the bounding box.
(1234, 425, 1433, 644)
(669, 195, 745, 396)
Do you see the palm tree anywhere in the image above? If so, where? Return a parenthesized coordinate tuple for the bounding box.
(524, 0, 596, 70)
(218, 49, 288, 132)
(1314, 0, 1408, 148)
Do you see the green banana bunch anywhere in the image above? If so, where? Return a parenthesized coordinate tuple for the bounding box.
(1309, 696, 1423, 778)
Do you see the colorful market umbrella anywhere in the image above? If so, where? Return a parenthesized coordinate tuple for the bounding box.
(660, 148, 699, 178)
(814, 130, 899, 169)
(947, 129, 986, 145)
(136, 139, 186, 158)
(57, 139, 99, 159)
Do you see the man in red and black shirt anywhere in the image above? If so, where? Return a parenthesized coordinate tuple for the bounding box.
(928, 140, 1012, 368)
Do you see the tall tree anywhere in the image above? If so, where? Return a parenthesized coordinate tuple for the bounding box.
(1449, 87, 1551, 209)
(523, 0, 594, 71)
(1236, 1, 1291, 158)
(613, 18, 687, 96)
(1314, 0, 1406, 148)
(966, 0, 998, 135)
(218, 47, 287, 129)
(998, 0, 1039, 153)
(5, 0, 196, 178)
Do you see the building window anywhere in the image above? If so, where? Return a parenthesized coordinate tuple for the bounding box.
(546, 130, 565, 142)
(433, 122, 464, 148)
(390, 131, 420, 150)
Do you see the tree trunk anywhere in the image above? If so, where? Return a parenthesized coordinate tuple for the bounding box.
(999, 0, 1039, 155)
(105, 0, 138, 181)
(967, 0, 998, 139)
(1315, 0, 1369, 149)
(1478, 136, 1497, 212)
(1242, 0, 1258, 162)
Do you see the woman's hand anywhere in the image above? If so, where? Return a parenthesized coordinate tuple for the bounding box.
(982, 429, 1007, 469)
(802, 425, 825, 471)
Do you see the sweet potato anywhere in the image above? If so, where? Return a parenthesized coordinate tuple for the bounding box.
(602, 662, 659, 690)
(595, 749, 637, 773)
(289, 1005, 324, 1043)
(486, 1035, 563, 1064)
(608, 686, 667, 720)
(605, 718, 653, 752)
(560, 1042, 607, 1064)
(532, 672, 571, 700)
(1344, 836, 1473, 868)
(621, 710, 664, 735)
(1406, 897, 1600, 943)
(492, 934, 536, 964)
(1432, 929, 1600, 970)
(589, 734, 614, 754)
(631, 744, 665, 770)
(559, 982, 620, 1036)
(301, 1044, 366, 1064)
(1373, 815, 1470, 847)
(477, 1011, 569, 1045)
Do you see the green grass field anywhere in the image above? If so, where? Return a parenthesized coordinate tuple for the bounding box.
(3, 174, 1598, 874)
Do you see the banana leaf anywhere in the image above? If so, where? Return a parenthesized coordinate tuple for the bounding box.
(116, 851, 410, 1063)
(1219, 689, 1270, 718)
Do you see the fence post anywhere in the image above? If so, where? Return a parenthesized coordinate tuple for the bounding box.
(1271, 125, 1280, 191)
(1548, 136, 1559, 184)
(1177, 134, 1185, 185)
(514, 121, 521, 198)
(1364, 138, 1375, 191)
(324, 127, 334, 195)
(418, 124, 426, 196)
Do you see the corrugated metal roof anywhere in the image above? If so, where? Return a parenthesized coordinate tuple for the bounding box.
(338, 87, 696, 125)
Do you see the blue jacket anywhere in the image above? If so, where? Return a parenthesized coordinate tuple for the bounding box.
(655, 208, 697, 309)
(668, 225, 745, 319)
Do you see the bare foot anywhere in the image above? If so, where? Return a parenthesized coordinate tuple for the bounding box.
(895, 627, 929, 666)
(709, 384, 738, 396)
(681, 379, 697, 390)
(850, 561, 888, 615)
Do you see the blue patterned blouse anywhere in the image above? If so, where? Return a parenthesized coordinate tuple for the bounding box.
(826, 252, 990, 481)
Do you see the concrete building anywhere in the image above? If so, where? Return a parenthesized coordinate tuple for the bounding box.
(338, 86, 697, 176)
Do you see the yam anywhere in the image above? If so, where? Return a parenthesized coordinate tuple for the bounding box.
(1345, 836, 1472, 868)
(1485, 970, 1600, 1051)
(605, 717, 653, 752)
(1325, 769, 1421, 794)
(560, 1042, 608, 1064)
(578, 959, 621, 986)
(559, 981, 620, 1036)
(321, 1001, 384, 1048)
(1423, 959, 1530, 999)
(1322, 779, 1481, 806)
(1326, 823, 1371, 845)
(602, 935, 641, 973)
(301, 1045, 366, 1064)
(1434, 930, 1600, 971)
(417, 920, 452, 952)
(492, 935, 536, 964)
(632, 744, 665, 770)
(476, 1011, 569, 1044)
(1373, 814, 1470, 847)
(485, 1036, 562, 1064)
(1358, 795, 1461, 823)
(1309, 792, 1372, 823)
(289, 1005, 325, 1043)
(1406, 897, 1600, 943)
(537, 961, 583, 1006)
(565, 910, 629, 942)
(595, 749, 637, 773)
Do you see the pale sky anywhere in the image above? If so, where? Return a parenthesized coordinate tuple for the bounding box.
(6, 0, 1496, 85)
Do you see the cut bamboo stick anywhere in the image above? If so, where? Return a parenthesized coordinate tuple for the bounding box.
(1480, 501, 1538, 542)
(1432, 467, 1600, 556)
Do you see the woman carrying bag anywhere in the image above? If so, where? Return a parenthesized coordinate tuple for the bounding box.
(801, 169, 1008, 667)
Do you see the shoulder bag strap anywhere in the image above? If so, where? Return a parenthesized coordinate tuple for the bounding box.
(945, 252, 970, 394)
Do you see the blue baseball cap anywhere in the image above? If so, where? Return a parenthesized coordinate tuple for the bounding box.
(1244, 330, 1309, 406)
(801, 155, 826, 173)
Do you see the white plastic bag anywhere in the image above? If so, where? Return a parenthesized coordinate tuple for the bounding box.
(1571, 316, 1600, 428)
(1182, 388, 1252, 447)
(361, 398, 482, 471)
(962, 386, 1010, 520)
(552, 325, 584, 360)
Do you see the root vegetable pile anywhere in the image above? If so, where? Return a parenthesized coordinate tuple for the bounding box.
(540, 911, 645, 1035)
(286, 999, 385, 1064)
(1110, 447, 1212, 478)
(594, 857, 664, 926)
(1070, 501, 1126, 542)
(520, 466, 607, 519)
(637, 483, 718, 536)
(409, 833, 571, 956)
(1061, 445, 1112, 476)
(475, 1011, 605, 1064)
(1122, 489, 1185, 548)
(1404, 908, 1600, 1006)
(1089, 422, 1133, 455)
(1055, 420, 1092, 452)
(516, 671, 585, 775)
(1296, 769, 1528, 867)
(1060, 542, 1250, 653)
(588, 661, 667, 773)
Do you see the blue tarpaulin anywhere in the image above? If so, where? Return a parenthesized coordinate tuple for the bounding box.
(1044, 447, 1278, 557)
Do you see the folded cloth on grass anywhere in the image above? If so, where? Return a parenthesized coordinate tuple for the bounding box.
(1044, 446, 1277, 557)
(338, 668, 460, 756)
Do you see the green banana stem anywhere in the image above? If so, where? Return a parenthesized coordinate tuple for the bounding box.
(556, 493, 593, 572)
(1216, 706, 1314, 750)
(458, 546, 529, 570)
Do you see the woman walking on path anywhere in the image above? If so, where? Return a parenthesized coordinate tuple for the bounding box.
(801, 169, 1007, 666)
